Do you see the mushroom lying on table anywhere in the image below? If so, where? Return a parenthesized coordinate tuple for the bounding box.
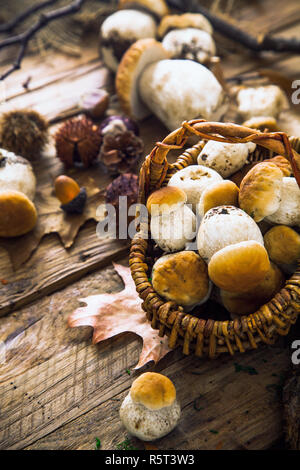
(99, 0, 169, 72)
(116, 38, 227, 130)
(157, 13, 216, 64)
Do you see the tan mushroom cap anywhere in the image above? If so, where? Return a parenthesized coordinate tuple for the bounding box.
(158, 13, 213, 38)
(208, 240, 270, 293)
(221, 261, 285, 315)
(198, 180, 239, 217)
(147, 186, 187, 215)
(131, 372, 176, 410)
(264, 225, 300, 265)
(265, 155, 293, 177)
(152, 251, 210, 307)
(118, 0, 169, 19)
(242, 116, 278, 132)
(116, 38, 169, 120)
(239, 161, 283, 222)
(0, 191, 37, 237)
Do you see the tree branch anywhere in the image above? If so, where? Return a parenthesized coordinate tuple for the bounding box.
(0, 0, 59, 33)
(0, 0, 85, 81)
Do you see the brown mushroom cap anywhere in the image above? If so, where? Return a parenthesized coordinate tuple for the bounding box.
(208, 240, 270, 293)
(0, 190, 37, 237)
(119, 0, 169, 19)
(197, 180, 239, 217)
(116, 38, 169, 119)
(147, 186, 187, 215)
(239, 161, 283, 222)
(264, 225, 300, 265)
(130, 372, 176, 410)
(220, 261, 285, 315)
(158, 13, 213, 38)
(152, 251, 210, 307)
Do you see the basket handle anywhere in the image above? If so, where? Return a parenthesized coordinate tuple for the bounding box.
(140, 119, 300, 199)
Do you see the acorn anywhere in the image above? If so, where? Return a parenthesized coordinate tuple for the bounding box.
(55, 117, 102, 169)
(54, 175, 87, 214)
(0, 109, 49, 161)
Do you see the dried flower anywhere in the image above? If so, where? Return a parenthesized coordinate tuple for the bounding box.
(99, 130, 143, 175)
(55, 117, 101, 169)
(54, 175, 86, 214)
(106, 173, 139, 230)
(0, 109, 48, 161)
(80, 89, 109, 119)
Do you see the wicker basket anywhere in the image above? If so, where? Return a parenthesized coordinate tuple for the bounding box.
(130, 120, 300, 358)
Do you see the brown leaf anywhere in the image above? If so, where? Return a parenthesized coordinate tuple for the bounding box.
(68, 263, 171, 369)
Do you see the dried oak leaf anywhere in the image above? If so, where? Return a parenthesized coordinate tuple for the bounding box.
(68, 263, 171, 369)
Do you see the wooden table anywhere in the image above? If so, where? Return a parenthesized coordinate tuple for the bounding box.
(0, 0, 299, 450)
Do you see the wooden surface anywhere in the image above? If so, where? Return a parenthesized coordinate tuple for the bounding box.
(0, 0, 300, 450)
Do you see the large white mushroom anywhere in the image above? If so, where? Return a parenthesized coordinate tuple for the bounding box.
(116, 38, 227, 130)
(120, 372, 181, 441)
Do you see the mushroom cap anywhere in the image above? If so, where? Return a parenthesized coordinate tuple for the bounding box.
(0, 191, 37, 237)
(239, 161, 283, 222)
(158, 13, 213, 37)
(131, 372, 176, 409)
(265, 155, 293, 177)
(168, 164, 223, 210)
(119, 0, 169, 19)
(116, 38, 169, 119)
(139, 59, 227, 130)
(197, 180, 239, 217)
(100, 10, 157, 72)
(147, 186, 187, 215)
(150, 204, 196, 252)
(197, 205, 264, 263)
(0, 148, 36, 200)
(266, 177, 300, 226)
(242, 116, 278, 132)
(152, 251, 210, 308)
(220, 261, 285, 315)
(237, 85, 286, 120)
(208, 240, 270, 293)
(162, 28, 216, 63)
(197, 141, 256, 178)
(264, 225, 300, 265)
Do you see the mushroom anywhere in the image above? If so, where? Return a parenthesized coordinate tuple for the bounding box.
(120, 372, 180, 441)
(157, 13, 216, 64)
(220, 261, 285, 315)
(147, 186, 196, 252)
(168, 165, 223, 211)
(116, 38, 227, 130)
(265, 177, 300, 227)
(208, 240, 270, 293)
(264, 225, 300, 265)
(152, 251, 211, 311)
(197, 141, 256, 178)
(0, 148, 37, 237)
(197, 205, 264, 263)
(197, 180, 239, 218)
(238, 161, 283, 222)
(237, 85, 286, 120)
(242, 116, 278, 132)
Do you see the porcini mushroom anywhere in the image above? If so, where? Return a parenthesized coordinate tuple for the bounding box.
(264, 225, 300, 265)
(147, 186, 196, 252)
(120, 372, 180, 441)
(266, 177, 300, 227)
(0, 148, 37, 237)
(237, 85, 286, 120)
(197, 141, 256, 178)
(197, 180, 239, 218)
(197, 205, 264, 263)
(116, 39, 227, 130)
(152, 251, 211, 310)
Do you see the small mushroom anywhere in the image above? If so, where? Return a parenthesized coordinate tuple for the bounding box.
(120, 372, 180, 441)
(0, 148, 37, 237)
(54, 175, 87, 214)
(197, 205, 264, 263)
(197, 180, 239, 218)
(147, 186, 196, 252)
(197, 141, 256, 178)
(242, 116, 278, 132)
(265, 177, 300, 227)
(264, 225, 300, 265)
(168, 165, 223, 211)
(208, 240, 270, 293)
(238, 161, 283, 222)
(152, 251, 211, 310)
(237, 85, 286, 120)
(116, 39, 227, 130)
